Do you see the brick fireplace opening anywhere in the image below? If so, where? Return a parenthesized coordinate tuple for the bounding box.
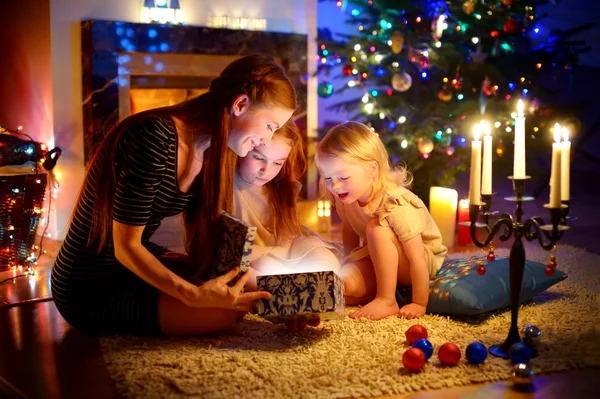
(122, 53, 239, 117)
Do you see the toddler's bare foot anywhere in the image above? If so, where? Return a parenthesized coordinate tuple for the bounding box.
(349, 297, 399, 320)
(397, 303, 426, 319)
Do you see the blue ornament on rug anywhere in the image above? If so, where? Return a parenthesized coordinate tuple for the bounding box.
(412, 338, 433, 360)
(522, 324, 542, 355)
(466, 342, 488, 364)
(509, 342, 532, 364)
(512, 363, 535, 391)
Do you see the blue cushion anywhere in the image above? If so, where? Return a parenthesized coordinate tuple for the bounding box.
(396, 255, 567, 317)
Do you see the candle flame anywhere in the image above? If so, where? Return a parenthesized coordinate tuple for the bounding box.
(561, 126, 569, 142)
(517, 99, 524, 117)
(554, 125, 561, 143)
(473, 123, 481, 141)
(480, 120, 491, 136)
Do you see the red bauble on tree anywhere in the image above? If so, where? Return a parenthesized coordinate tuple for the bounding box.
(451, 66, 463, 92)
(482, 76, 496, 96)
(342, 64, 353, 76)
(503, 18, 519, 34)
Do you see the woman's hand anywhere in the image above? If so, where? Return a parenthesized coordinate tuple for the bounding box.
(189, 267, 272, 312)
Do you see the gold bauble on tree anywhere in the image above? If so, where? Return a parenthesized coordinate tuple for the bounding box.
(501, 0, 513, 6)
(391, 71, 412, 92)
(462, 1, 475, 15)
(438, 88, 453, 102)
(417, 137, 434, 154)
(390, 31, 404, 54)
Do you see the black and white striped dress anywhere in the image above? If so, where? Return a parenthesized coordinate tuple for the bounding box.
(52, 118, 193, 335)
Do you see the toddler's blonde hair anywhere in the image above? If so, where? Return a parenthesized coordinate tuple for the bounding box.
(316, 121, 412, 208)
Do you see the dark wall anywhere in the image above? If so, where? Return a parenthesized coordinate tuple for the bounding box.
(0, 0, 53, 143)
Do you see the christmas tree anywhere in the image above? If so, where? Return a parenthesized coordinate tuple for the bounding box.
(317, 0, 592, 202)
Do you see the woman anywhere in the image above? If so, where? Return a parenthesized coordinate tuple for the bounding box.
(52, 54, 297, 336)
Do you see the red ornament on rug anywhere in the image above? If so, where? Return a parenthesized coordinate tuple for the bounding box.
(405, 325, 428, 345)
(547, 255, 557, 269)
(477, 260, 487, 276)
(545, 266, 555, 276)
(438, 342, 461, 366)
(402, 348, 426, 372)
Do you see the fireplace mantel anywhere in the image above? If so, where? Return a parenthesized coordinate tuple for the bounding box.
(81, 19, 308, 163)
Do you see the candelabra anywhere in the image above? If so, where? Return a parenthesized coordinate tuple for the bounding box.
(467, 177, 569, 358)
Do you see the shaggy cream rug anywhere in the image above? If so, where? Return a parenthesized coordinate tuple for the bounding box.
(100, 245, 600, 398)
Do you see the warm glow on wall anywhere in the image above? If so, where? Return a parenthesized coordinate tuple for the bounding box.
(207, 16, 267, 31)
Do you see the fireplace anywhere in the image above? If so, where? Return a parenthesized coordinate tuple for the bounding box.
(81, 19, 308, 165)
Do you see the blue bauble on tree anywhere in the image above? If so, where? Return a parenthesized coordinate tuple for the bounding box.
(466, 342, 488, 364)
(412, 338, 434, 360)
(317, 81, 334, 98)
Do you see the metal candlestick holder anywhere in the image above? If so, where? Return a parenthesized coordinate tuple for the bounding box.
(467, 176, 569, 358)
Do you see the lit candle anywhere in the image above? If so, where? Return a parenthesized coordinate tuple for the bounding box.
(561, 126, 570, 201)
(429, 187, 458, 248)
(457, 199, 471, 245)
(549, 125, 562, 208)
(480, 120, 492, 195)
(513, 99, 526, 179)
(469, 123, 482, 206)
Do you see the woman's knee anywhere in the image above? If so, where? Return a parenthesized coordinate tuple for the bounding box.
(158, 293, 239, 335)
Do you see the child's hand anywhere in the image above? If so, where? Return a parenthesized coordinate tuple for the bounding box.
(398, 303, 426, 319)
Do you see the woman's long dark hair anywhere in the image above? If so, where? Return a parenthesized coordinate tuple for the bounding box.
(82, 54, 297, 276)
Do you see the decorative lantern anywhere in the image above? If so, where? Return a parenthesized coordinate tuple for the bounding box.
(141, 0, 185, 24)
(317, 200, 332, 233)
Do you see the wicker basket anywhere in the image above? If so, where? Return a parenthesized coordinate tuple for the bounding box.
(0, 173, 47, 270)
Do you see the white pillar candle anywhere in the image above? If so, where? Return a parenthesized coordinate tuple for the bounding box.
(561, 126, 570, 201)
(513, 99, 526, 179)
(549, 127, 562, 208)
(429, 187, 458, 248)
(480, 120, 493, 195)
(469, 123, 482, 206)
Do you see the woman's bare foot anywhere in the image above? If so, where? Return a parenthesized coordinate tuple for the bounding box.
(349, 297, 399, 320)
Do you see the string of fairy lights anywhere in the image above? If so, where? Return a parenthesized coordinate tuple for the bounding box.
(0, 125, 60, 281)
